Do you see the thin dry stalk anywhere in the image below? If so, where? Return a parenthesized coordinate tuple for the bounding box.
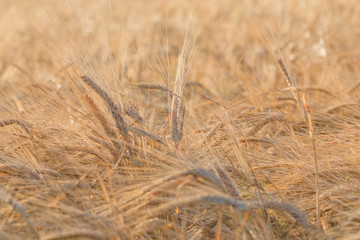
(219, 137, 274, 145)
(49, 169, 94, 206)
(148, 195, 311, 231)
(276, 59, 309, 124)
(277, 58, 320, 230)
(199, 122, 225, 146)
(0, 190, 39, 240)
(0, 230, 22, 240)
(326, 103, 359, 114)
(215, 211, 223, 240)
(0, 119, 32, 135)
(0, 162, 41, 179)
(64, 145, 110, 165)
(246, 115, 285, 136)
(119, 168, 225, 207)
(127, 125, 164, 143)
(41, 230, 107, 240)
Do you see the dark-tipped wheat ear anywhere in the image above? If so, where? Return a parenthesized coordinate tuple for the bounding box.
(81, 75, 128, 139)
(0, 119, 33, 135)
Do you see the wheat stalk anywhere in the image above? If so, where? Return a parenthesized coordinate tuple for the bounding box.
(147, 195, 311, 232)
(41, 230, 107, 240)
(246, 115, 285, 136)
(138, 83, 174, 95)
(0, 190, 39, 239)
(276, 58, 321, 230)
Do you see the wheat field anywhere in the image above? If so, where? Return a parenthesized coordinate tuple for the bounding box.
(0, 0, 359, 239)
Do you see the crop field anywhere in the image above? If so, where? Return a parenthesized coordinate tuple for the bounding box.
(0, 0, 359, 239)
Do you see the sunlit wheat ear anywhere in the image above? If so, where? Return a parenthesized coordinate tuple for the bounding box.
(170, 18, 196, 149)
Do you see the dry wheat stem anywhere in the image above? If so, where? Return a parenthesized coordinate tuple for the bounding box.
(147, 195, 311, 231)
(127, 125, 164, 143)
(277, 58, 320, 230)
(246, 115, 285, 136)
(276, 59, 309, 124)
(137, 83, 174, 95)
(41, 230, 107, 240)
(64, 145, 110, 165)
(119, 168, 225, 208)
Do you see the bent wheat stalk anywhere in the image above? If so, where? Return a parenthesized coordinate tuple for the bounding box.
(147, 195, 311, 232)
(42, 230, 107, 240)
(0, 119, 32, 135)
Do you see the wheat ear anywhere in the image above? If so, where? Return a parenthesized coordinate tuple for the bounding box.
(150, 195, 311, 232)
(81, 75, 128, 138)
(84, 94, 117, 137)
(170, 19, 195, 148)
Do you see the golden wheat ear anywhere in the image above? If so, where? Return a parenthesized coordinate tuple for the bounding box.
(170, 17, 196, 149)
